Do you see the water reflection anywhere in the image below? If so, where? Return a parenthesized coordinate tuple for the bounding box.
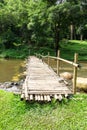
(0, 59, 23, 82)
(0, 58, 87, 83)
(44, 59, 87, 78)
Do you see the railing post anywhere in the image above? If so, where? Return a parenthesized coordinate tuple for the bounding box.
(57, 50, 60, 75)
(73, 53, 78, 94)
(48, 52, 50, 66)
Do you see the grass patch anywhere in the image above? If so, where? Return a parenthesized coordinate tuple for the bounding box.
(60, 40, 87, 60)
(0, 90, 87, 130)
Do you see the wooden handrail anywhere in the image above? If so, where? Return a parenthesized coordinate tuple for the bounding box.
(35, 53, 79, 67)
(35, 50, 79, 94)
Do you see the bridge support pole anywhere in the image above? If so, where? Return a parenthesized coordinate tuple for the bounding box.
(73, 53, 78, 94)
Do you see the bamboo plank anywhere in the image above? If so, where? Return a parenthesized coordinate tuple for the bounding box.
(27, 90, 72, 95)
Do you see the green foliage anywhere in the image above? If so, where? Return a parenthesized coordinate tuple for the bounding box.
(0, 45, 55, 59)
(0, 90, 87, 130)
(0, 40, 87, 60)
(0, 0, 87, 57)
(0, 45, 29, 59)
(27, 0, 52, 46)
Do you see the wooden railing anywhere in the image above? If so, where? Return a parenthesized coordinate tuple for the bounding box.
(35, 50, 80, 94)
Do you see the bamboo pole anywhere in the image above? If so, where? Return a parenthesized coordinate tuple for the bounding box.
(47, 95, 51, 101)
(25, 76, 29, 101)
(57, 50, 60, 75)
(35, 95, 38, 101)
(73, 53, 78, 94)
(30, 95, 33, 100)
(48, 52, 50, 66)
(21, 93, 25, 100)
(44, 95, 47, 101)
(48, 56, 79, 67)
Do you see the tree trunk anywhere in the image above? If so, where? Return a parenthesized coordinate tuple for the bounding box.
(55, 33, 60, 56)
(70, 24, 74, 40)
(80, 34, 83, 41)
(54, 24, 60, 56)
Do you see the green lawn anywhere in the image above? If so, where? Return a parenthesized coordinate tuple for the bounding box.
(0, 90, 87, 130)
(60, 40, 87, 60)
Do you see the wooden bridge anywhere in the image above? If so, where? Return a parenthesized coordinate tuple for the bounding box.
(21, 51, 79, 102)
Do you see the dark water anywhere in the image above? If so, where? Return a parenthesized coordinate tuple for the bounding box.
(0, 59, 24, 82)
(0, 58, 87, 83)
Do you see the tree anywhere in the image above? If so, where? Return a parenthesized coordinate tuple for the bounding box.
(27, 0, 52, 46)
(0, 0, 29, 48)
(67, 0, 87, 40)
(0, 0, 87, 52)
(47, 2, 71, 55)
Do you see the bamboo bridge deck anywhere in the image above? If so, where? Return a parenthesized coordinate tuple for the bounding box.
(21, 56, 73, 101)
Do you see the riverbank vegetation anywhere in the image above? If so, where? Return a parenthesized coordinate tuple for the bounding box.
(0, 0, 87, 60)
(0, 90, 87, 130)
(0, 40, 87, 60)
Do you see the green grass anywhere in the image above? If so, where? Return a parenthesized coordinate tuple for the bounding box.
(60, 40, 87, 60)
(0, 90, 87, 130)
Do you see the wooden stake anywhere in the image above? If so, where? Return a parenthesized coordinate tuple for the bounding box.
(21, 93, 25, 100)
(47, 95, 51, 101)
(40, 95, 43, 101)
(37, 95, 40, 101)
(44, 95, 47, 101)
(35, 95, 38, 101)
(73, 53, 78, 94)
(30, 95, 33, 100)
(54, 94, 58, 100)
(57, 50, 60, 75)
(58, 94, 62, 101)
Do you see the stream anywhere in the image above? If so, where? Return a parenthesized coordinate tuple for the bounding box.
(0, 58, 24, 82)
(0, 58, 87, 93)
(0, 58, 87, 82)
